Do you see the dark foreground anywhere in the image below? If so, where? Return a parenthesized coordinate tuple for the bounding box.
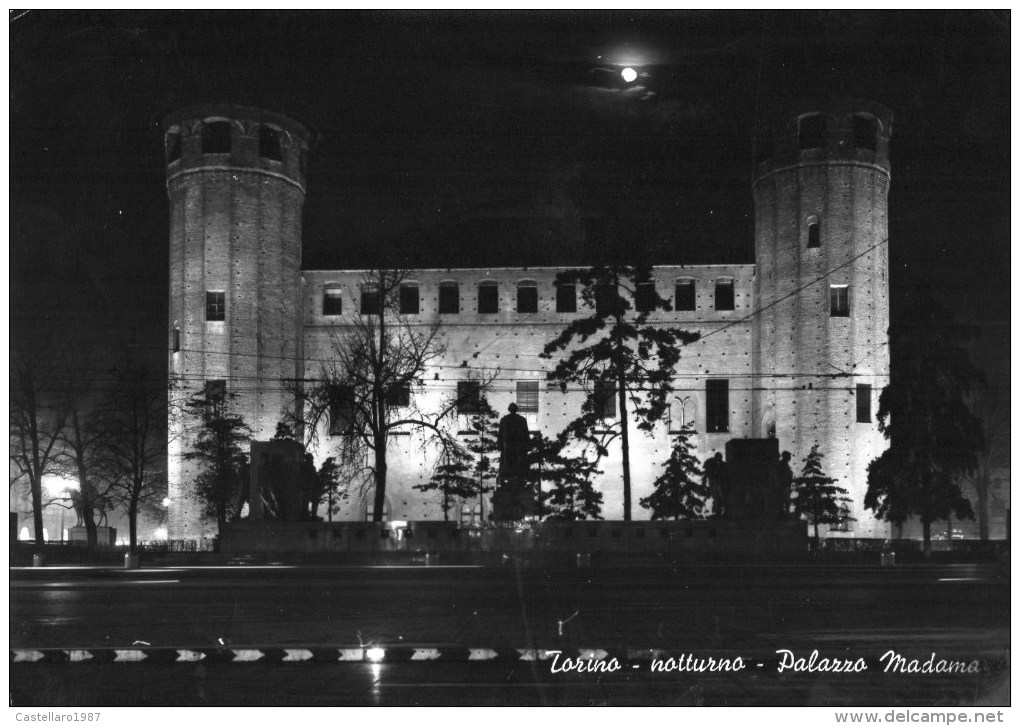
(9, 563, 1010, 706)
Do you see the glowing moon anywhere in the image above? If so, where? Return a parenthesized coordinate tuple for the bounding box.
(621, 67, 638, 83)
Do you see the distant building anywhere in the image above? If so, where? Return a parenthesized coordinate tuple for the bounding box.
(164, 101, 893, 539)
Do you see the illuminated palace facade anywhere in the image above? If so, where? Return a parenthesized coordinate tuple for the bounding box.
(165, 101, 892, 540)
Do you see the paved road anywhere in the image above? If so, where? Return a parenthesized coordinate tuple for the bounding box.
(9, 564, 1010, 706)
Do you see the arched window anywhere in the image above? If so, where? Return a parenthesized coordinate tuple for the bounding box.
(853, 114, 878, 151)
(322, 285, 343, 316)
(798, 113, 825, 150)
(172, 324, 181, 353)
(399, 282, 419, 315)
(674, 278, 696, 311)
(516, 280, 538, 313)
(202, 120, 232, 154)
(166, 130, 181, 163)
(439, 281, 460, 314)
(807, 215, 820, 249)
(477, 281, 498, 314)
(714, 279, 735, 311)
(635, 281, 657, 313)
(669, 396, 697, 433)
(259, 125, 283, 161)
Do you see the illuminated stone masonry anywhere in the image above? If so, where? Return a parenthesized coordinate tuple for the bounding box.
(166, 100, 892, 539)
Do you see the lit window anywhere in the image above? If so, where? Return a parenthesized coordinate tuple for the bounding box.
(635, 282, 657, 313)
(675, 279, 696, 311)
(386, 384, 411, 408)
(259, 126, 283, 161)
(517, 280, 538, 314)
(715, 280, 734, 311)
(798, 113, 825, 150)
(807, 216, 820, 248)
(205, 291, 225, 321)
(555, 282, 576, 313)
(829, 504, 853, 532)
(439, 282, 460, 314)
(856, 383, 872, 423)
(516, 381, 539, 413)
(830, 285, 850, 317)
(360, 285, 381, 316)
(477, 281, 498, 314)
(706, 379, 729, 433)
(456, 381, 481, 414)
(166, 132, 181, 163)
(322, 287, 343, 316)
(853, 114, 878, 152)
(593, 380, 616, 418)
(202, 121, 231, 154)
(399, 283, 419, 315)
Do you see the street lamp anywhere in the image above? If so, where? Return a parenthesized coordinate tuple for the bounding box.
(621, 67, 638, 83)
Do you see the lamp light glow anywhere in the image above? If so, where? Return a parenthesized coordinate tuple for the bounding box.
(621, 67, 638, 83)
(365, 646, 385, 662)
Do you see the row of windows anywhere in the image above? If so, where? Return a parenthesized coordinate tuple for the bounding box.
(167, 121, 305, 172)
(198, 282, 848, 322)
(317, 279, 740, 317)
(798, 113, 879, 151)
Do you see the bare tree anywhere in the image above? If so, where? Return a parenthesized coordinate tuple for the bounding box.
(10, 348, 70, 545)
(289, 269, 493, 522)
(95, 359, 168, 551)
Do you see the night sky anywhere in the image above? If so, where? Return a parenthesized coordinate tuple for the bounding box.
(9, 10, 1010, 379)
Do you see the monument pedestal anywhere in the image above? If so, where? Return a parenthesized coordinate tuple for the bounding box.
(67, 526, 116, 546)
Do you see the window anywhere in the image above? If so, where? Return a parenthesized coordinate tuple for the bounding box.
(439, 282, 460, 314)
(329, 386, 355, 436)
(204, 380, 226, 420)
(516, 381, 539, 414)
(172, 327, 181, 353)
(386, 384, 411, 408)
(259, 126, 283, 161)
(555, 282, 576, 313)
(798, 114, 825, 150)
(477, 281, 498, 314)
(517, 280, 538, 314)
(399, 283, 419, 315)
(206, 291, 225, 321)
(593, 380, 616, 418)
(456, 381, 481, 414)
(365, 503, 389, 522)
(856, 383, 872, 423)
(166, 132, 181, 163)
(675, 279, 696, 311)
(360, 285, 381, 316)
(706, 379, 729, 433)
(807, 217, 820, 249)
(322, 287, 343, 316)
(202, 121, 231, 154)
(714, 280, 735, 311)
(669, 396, 696, 432)
(595, 284, 618, 316)
(830, 285, 850, 317)
(853, 114, 878, 151)
(460, 504, 482, 525)
(829, 504, 853, 532)
(635, 282, 657, 313)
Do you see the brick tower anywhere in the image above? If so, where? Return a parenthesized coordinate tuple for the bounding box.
(164, 104, 311, 539)
(752, 100, 893, 538)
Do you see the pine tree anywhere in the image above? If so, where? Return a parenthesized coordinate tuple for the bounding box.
(639, 432, 708, 520)
(542, 265, 699, 520)
(182, 385, 251, 533)
(532, 432, 603, 521)
(792, 445, 851, 546)
(415, 446, 477, 521)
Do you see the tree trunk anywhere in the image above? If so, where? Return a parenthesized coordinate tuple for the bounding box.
(31, 475, 45, 545)
(922, 520, 932, 559)
(129, 499, 139, 552)
(976, 471, 990, 542)
(373, 440, 387, 522)
(617, 369, 631, 521)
